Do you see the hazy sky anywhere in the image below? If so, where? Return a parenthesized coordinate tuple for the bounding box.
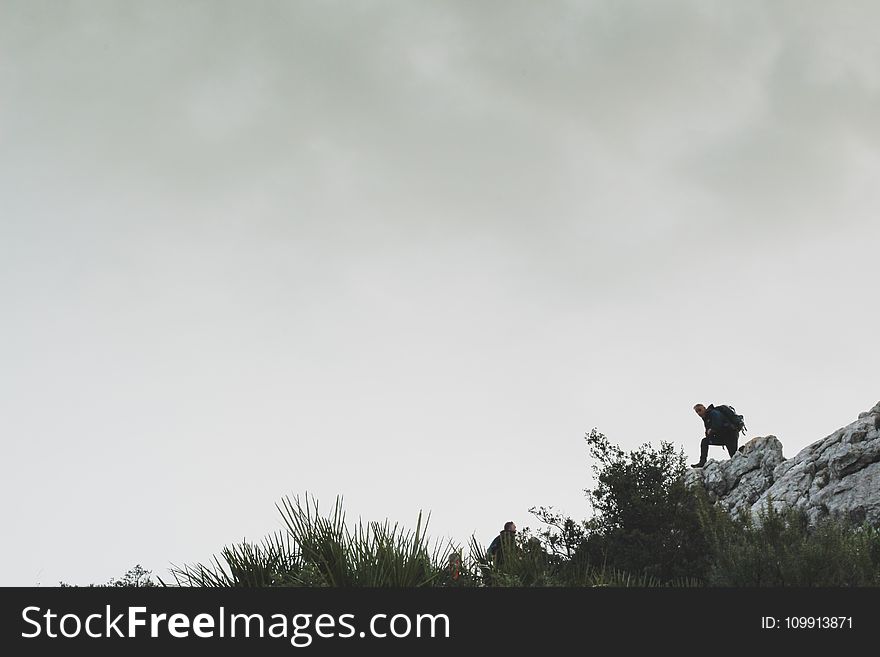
(2, 0, 879, 586)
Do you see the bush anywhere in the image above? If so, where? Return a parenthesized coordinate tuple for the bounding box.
(574, 429, 711, 583)
(698, 498, 880, 586)
(59, 564, 158, 587)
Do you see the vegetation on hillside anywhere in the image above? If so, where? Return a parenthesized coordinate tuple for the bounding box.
(158, 429, 880, 587)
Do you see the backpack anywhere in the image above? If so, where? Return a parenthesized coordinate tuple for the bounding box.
(714, 404, 747, 434)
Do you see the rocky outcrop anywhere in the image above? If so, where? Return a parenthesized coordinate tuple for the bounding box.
(685, 401, 880, 527)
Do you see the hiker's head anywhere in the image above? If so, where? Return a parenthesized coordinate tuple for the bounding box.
(694, 403, 707, 418)
(503, 521, 516, 533)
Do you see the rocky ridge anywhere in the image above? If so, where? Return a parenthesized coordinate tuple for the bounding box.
(684, 401, 880, 526)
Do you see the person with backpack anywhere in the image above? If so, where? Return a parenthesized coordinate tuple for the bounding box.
(691, 403, 746, 468)
(487, 521, 517, 567)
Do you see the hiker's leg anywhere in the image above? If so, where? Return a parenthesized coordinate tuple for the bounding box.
(699, 437, 709, 464)
(726, 431, 739, 457)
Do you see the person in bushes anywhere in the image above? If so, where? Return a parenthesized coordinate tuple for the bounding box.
(437, 551, 472, 587)
(691, 403, 739, 468)
(487, 521, 517, 567)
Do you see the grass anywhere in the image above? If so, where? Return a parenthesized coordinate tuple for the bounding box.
(169, 492, 705, 587)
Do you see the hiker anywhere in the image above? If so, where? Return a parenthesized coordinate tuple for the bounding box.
(691, 403, 741, 468)
(446, 552, 462, 582)
(487, 521, 517, 567)
(437, 551, 471, 587)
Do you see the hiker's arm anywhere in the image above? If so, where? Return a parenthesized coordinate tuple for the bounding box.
(706, 410, 724, 435)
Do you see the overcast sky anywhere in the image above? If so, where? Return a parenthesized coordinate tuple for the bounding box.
(2, 0, 879, 586)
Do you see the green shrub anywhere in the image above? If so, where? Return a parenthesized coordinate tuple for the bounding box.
(698, 497, 880, 586)
(575, 429, 711, 583)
